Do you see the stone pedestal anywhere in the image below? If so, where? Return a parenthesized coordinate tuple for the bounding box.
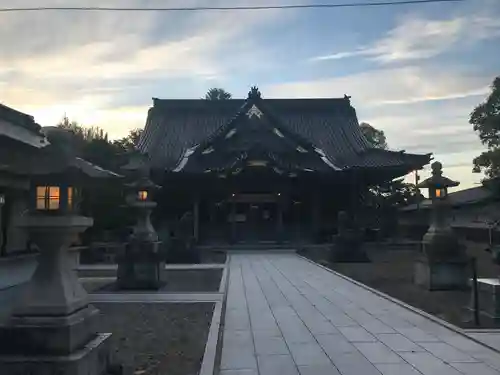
(0, 215, 113, 375)
(468, 278, 500, 322)
(414, 256, 468, 290)
(117, 240, 164, 290)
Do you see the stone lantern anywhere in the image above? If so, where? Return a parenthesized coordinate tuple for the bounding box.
(116, 152, 164, 290)
(0, 129, 114, 374)
(414, 161, 467, 290)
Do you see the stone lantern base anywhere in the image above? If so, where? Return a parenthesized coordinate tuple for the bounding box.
(0, 215, 115, 375)
(0, 333, 112, 375)
(414, 256, 469, 290)
(117, 240, 164, 290)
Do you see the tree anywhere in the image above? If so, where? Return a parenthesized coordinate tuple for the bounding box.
(204, 88, 232, 101)
(113, 128, 143, 152)
(471, 77, 500, 178)
(360, 122, 422, 210)
(360, 122, 388, 149)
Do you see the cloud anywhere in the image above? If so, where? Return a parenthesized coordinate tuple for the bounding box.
(264, 65, 490, 106)
(310, 11, 500, 64)
(0, 0, 294, 134)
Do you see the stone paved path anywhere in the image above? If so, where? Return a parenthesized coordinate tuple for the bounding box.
(219, 252, 500, 375)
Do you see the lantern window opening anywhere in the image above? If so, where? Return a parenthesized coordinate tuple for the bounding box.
(435, 187, 446, 199)
(138, 190, 148, 201)
(36, 186, 60, 210)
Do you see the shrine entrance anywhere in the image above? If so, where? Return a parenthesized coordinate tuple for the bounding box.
(230, 194, 280, 243)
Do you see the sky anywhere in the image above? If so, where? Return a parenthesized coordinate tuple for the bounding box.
(1, 0, 499, 191)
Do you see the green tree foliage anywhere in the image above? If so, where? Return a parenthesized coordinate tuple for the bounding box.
(360, 122, 388, 149)
(204, 88, 232, 100)
(471, 77, 500, 178)
(56, 117, 142, 235)
(360, 122, 422, 208)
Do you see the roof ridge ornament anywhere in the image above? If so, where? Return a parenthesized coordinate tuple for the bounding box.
(246, 104, 263, 119)
(248, 86, 262, 99)
(344, 94, 351, 104)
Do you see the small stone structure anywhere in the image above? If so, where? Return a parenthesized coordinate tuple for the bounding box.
(117, 152, 164, 289)
(414, 161, 468, 290)
(0, 213, 112, 374)
(330, 211, 369, 262)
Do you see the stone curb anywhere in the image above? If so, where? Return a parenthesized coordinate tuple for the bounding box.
(199, 254, 231, 375)
(296, 254, 500, 355)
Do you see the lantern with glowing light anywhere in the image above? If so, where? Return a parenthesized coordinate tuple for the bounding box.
(416, 161, 459, 203)
(413, 162, 468, 290)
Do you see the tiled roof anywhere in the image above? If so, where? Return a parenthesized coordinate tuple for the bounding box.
(0, 137, 121, 179)
(138, 91, 431, 173)
(0, 103, 44, 135)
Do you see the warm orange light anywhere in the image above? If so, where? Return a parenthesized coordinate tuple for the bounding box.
(138, 190, 148, 201)
(435, 188, 446, 198)
(36, 186, 60, 210)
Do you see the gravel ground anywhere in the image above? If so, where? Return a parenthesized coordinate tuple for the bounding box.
(201, 251, 226, 264)
(90, 269, 223, 293)
(94, 302, 214, 375)
(300, 241, 500, 329)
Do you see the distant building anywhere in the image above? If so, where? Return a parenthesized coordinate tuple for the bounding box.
(138, 87, 432, 244)
(399, 181, 500, 242)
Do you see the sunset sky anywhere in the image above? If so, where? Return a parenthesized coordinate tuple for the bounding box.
(1, 0, 499, 190)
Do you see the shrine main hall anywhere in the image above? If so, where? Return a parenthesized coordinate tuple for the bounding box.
(138, 87, 431, 244)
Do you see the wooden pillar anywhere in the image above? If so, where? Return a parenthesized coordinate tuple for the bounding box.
(311, 192, 321, 242)
(276, 195, 284, 243)
(193, 197, 200, 243)
(230, 198, 236, 243)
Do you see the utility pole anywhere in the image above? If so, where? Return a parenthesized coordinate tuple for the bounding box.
(415, 170, 420, 210)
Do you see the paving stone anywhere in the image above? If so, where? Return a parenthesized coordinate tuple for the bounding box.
(222, 253, 500, 375)
(223, 330, 253, 347)
(376, 333, 425, 352)
(338, 327, 377, 342)
(315, 334, 358, 357)
(353, 342, 403, 364)
(375, 363, 424, 375)
(257, 354, 299, 375)
(254, 336, 289, 355)
(440, 334, 492, 353)
(287, 342, 331, 366)
(252, 326, 282, 338)
(220, 370, 259, 375)
(399, 351, 463, 375)
(326, 350, 384, 375)
(297, 364, 341, 375)
(220, 346, 257, 370)
(396, 327, 441, 342)
(471, 352, 500, 372)
(361, 320, 396, 334)
(418, 342, 478, 363)
(450, 362, 500, 375)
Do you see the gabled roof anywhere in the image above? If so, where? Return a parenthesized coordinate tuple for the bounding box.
(172, 93, 341, 175)
(138, 88, 431, 174)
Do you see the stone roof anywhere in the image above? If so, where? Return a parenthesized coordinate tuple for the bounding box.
(138, 89, 431, 174)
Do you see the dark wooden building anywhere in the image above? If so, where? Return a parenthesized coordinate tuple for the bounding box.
(138, 87, 432, 244)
